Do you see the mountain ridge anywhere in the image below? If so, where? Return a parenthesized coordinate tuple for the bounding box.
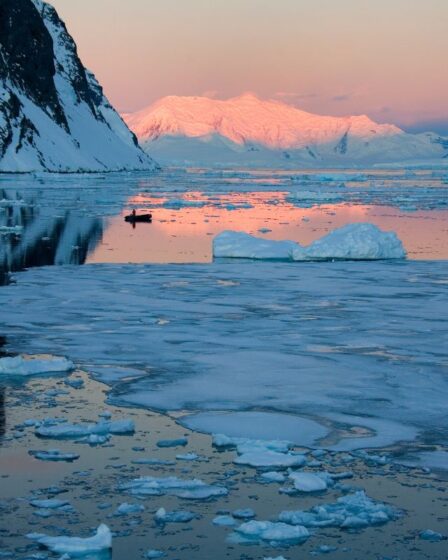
(124, 94, 448, 167)
(0, 0, 157, 173)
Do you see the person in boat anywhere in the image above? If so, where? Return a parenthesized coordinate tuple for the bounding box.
(132, 209, 136, 218)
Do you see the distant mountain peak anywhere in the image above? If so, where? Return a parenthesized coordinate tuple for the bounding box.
(123, 94, 448, 167)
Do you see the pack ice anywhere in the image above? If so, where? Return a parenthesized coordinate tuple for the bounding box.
(213, 224, 406, 261)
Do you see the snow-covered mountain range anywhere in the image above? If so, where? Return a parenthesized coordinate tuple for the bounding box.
(124, 94, 448, 167)
(0, 0, 157, 173)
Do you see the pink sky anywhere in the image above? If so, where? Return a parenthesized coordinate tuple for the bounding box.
(51, 0, 448, 133)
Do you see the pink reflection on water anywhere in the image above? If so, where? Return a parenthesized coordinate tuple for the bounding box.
(87, 192, 448, 264)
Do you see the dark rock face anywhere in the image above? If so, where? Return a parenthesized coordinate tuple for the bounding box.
(0, 0, 155, 171)
(0, 0, 68, 129)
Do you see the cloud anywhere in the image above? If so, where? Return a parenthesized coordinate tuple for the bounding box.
(332, 94, 351, 102)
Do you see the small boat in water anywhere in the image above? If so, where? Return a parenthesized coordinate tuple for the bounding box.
(124, 210, 152, 223)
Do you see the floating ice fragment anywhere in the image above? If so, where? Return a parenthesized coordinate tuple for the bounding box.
(30, 499, 70, 510)
(212, 435, 291, 454)
(233, 508, 255, 519)
(289, 472, 329, 493)
(235, 450, 306, 469)
(176, 453, 199, 461)
(261, 472, 286, 483)
(119, 476, 228, 500)
(213, 231, 296, 260)
(114, 503, 145, 516)
(27, 524, 112, 556)
(213, 515, 237, 527)
(279, 491, 399, 529)
(36, 419, 135, 439)
(155, 508, 196, 523)
(419, 529, 446, 542)
(157, 438, 188, 448)
(145, 551, 165, 559)
(232, 520, 309, 545)
(30, 450, 80, 462)
(0, 355, 74, 377)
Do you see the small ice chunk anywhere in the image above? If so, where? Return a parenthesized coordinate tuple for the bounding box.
(213, 515, 237, 527)
(233, 508, 255, 520)
(30, 450, 80, 462)
(27, 524, 112, 556)
(155, 508, 195, 523)
(30, 499, 70, 510)
(145, 550, 165, 559)
(419, 529, 446, 542)
(261, 472, 286, 483)
(233, 520, 309, 544)
(213, 435, 291, 454)
(114, 503, 145, 516)
(36, 419, 135, 439)
(176, 453, 199, 461)
(235, 450, 306, 469)
(0, 355, 74, 377)
(119, 476, 228, 500)
(289, 472, 329, 493)
(157, 438, 188, 448)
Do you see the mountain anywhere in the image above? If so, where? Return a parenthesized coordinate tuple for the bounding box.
(123, 93, 448, 167)
(0, 0, 157, 173)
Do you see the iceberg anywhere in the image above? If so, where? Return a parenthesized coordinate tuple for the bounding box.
(213, 224, 406, 262)
(279, 491, 399, 529)
(119, 476, 228, 500)
(213, 231, 297, 260)
(27, 524, 112, 557)
(0, 355, 74, 377)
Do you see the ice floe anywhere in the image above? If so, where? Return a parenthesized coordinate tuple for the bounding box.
(0, 355, 74, 377)
(419, 529, 446, 542)
(213, 224, 406, 261)
(35, 419, 135, 439)
(27, 524, 112, 556)
(155, 508, 196, 523)
(231, 520, 310, 545)
(279, 491, 399, 529)
(119, 476, 228, 500)
(114, 503, 145, 516)
(235, 450, 306, 469)
(30, 449, 80, 462)
(288, 472, 329, 493)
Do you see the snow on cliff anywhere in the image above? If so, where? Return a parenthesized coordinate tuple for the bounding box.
(124, 93, 448, 167)
(0, 0, 157, 172)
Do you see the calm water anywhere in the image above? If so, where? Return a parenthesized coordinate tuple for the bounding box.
(0, 167, 447, 279)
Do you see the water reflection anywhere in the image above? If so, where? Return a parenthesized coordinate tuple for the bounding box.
(0, 189, 103, 283)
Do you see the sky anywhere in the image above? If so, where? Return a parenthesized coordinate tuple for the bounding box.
(50, 0, 448, 133)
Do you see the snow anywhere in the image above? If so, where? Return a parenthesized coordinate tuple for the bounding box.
(232, 520, 310, 545)
(35, 419, 135, 439)
(119, 476, 228, 500)
(27, 524, 112, 556)
(124, 94, 448, 167)
(213, 224, 406, 261)
(279, 491, 399, 529)
(0, 355, 73, 377)
(288, 472, 329, 493)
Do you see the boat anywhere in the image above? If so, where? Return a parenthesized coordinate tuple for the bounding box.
(124, 213, 152, 223)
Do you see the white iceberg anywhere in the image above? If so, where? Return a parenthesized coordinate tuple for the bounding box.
(36, 419, 135, 439)
(213, 224, 406, 262)
(232, 520, 309, 544)
(292, 223, 406, 261)
(279, 491, 399, 529)
(213, 231, 297, 260)
(0, 355, 74, 377)
(27, 524, 112, 557)
(119, 476, 228, 500)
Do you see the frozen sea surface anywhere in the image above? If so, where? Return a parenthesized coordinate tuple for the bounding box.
(1, 260, 447, 466)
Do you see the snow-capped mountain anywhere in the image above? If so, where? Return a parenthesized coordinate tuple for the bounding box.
(0, 0, 157, 173)
(124, 93, 448, 167)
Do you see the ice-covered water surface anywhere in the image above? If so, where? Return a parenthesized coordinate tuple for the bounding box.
(1, 260, 447, 466)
